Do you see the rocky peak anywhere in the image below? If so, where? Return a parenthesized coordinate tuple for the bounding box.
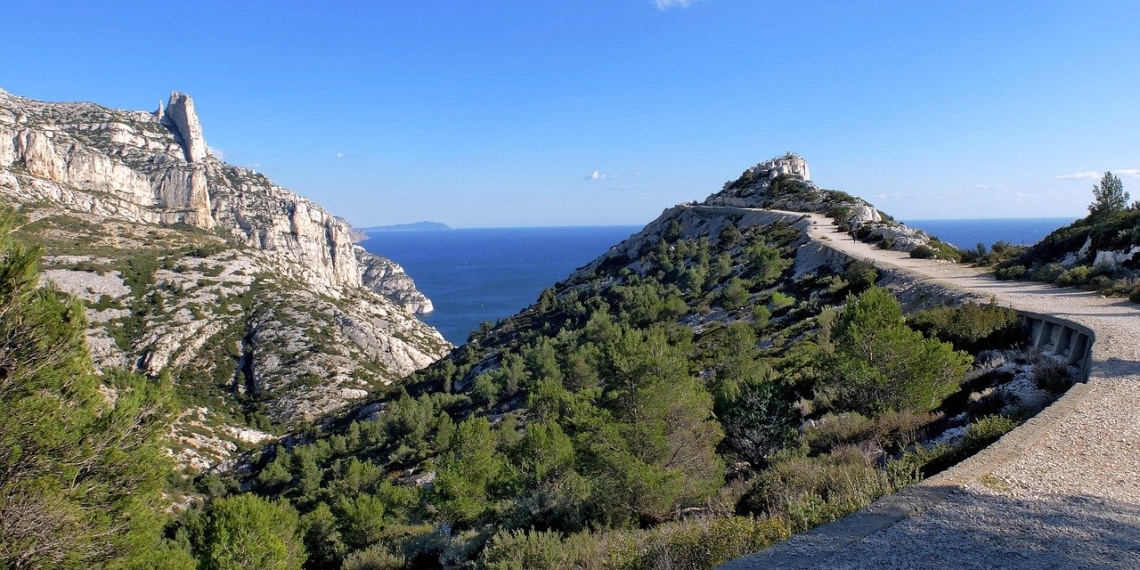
(705, 152, 820, 210)
(742, 152, 811, 184)
(162, 91, 208, 163)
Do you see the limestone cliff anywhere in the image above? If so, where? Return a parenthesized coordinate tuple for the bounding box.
(0, 88, 449, 471)
(0, 88, 429, 299)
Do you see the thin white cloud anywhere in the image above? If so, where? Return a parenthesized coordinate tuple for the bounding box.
(586, 169, 644, 181)
(1111, 169, 1140, 178)
(335, 152, 346, 159)
(972, 183, 1008, 191)
(207, 146, 225, 160)
(655, 0, 704, 9)
(1057, 171, 1100, 181)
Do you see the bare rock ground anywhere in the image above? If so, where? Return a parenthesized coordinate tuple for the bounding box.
(721, 213, 1140, 570)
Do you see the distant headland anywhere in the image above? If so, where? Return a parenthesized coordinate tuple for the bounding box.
(362, 221, 453, 232)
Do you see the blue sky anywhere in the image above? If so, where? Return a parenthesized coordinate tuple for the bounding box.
(3, 1, 1137, 227)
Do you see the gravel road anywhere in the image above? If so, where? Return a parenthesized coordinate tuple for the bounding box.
(720, 212, 1140, 570)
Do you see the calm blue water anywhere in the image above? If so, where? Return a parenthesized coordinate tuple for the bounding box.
(903, 218, 1076, 250)
(365, 219, 1074, 344)
(363, 226, 640, 344)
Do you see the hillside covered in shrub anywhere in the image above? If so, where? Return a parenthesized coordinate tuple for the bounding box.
(170, 170, 1065, 569)
(991, 173, 1140, 302)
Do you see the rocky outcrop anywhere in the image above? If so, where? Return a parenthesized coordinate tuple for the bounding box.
(1, 88, 450, 471)
(700, 153, 942, 255)
(358, 250, 435, 314)
(0, 88, 428, 296)
(161, 91, 208, 163)
(705, 153, 819, 210)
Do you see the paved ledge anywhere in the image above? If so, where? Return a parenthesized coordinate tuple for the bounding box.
(719, 211, 1140, 570)
(720, 381, 1095, 570)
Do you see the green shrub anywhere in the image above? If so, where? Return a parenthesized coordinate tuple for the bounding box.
(622, 517, 791, 570)
(1089, 275, 1115, 292)
(979, 241, 1027, 267)
(1055, 265, 1093, 287)
(751, 304, 771, 332)
(480, 529, 571, 570)
(1131, 286, 1140, 304)
(994, 265, 1026, 280)
(908, 302, 1023, 353)
(910, 245, 936, 259)
(803, 412, 873, 454)
(342, 544, 406, 570)
(1030, 263, 1066, 284)
(926, 240, 963, 261)
(740, 449, 903, 532)
(769, 292, 795, 312)
(843, 260, 878, 294)
(962, 415, 1019, 451)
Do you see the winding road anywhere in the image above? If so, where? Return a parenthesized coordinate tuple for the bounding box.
(719, 210, 1140, 570)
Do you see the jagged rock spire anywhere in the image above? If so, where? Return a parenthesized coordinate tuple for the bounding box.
(162, 91, 207, 163)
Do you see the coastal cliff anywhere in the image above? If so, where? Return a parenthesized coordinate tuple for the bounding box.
(0, 88, 448, 470)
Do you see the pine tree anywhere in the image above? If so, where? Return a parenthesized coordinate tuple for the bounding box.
(0, 207, 185, 568)
(1089, 171, 1129, 217)
(820, 287, 971, 415)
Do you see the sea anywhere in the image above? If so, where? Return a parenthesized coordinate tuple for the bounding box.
(362, 218, 1075, 344)
(363, 226, 640, 344)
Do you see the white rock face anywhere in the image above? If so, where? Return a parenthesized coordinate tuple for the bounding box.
(0, 88, 433, 300)
(1093, 245, 1140, 268)
(358, 250, 435, 314)
(1, 88, 451, 471)
(848, 205, 882, 227)
(162, 91, 208, 163)
(1060, 237, 1093, 267)
(704, 153, 821, 210)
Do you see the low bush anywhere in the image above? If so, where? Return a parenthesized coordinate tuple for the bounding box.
(908, 302, 1023, 353)
(871, 409, 933, 452)
(843, 260, 878, 294)
(910, 245, 936, 259)
(962, 415, 1019, 451)
(803, 412, 873, 454)
(739, 449, 906, 532)
(342, 544, 406, 570)
(616, 517, 791, 570)
(480, 529, 574, 570)
(1030, 263, 1066, 284)
(1032, 357, 1072, 394)
(1054, 265, 1093, 288)
(994, 265, 1026, 280)
(1089, 276, 1121, 295)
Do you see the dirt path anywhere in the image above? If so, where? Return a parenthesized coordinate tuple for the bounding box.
(720, 211, 1140, 570)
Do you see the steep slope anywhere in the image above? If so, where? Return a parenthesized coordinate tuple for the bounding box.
(214, 154, 1061, 569)
(0, 88, 450, 470)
